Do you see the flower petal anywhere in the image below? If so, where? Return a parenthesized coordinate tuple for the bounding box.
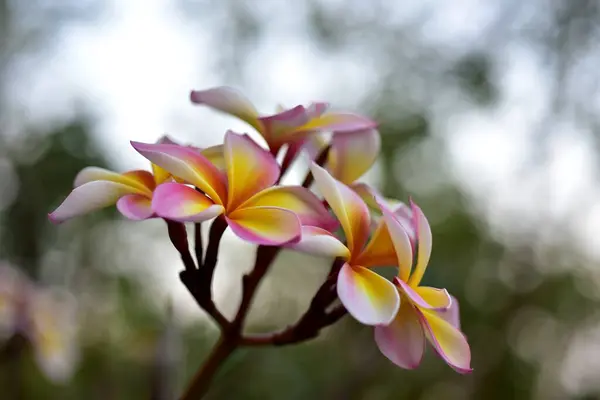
(240, 186, 338, 231)
(379, 202, 413, 282)
(287, 226, 350, 259)
(437, 295, 461, 329)
(48, 181, 138, 224)
(116, 195, 154, 220)
(337, 263, 400, 325)
(418, 308, 472, 373)
(190, 86, 262, 132)
(74, 167, 152, 195)
(227, 206, 301, 246)
(395, 278, 451, 311)
(151, 182, 224, 223)
(296, 112, 377, 134)
(131, 141, 227, 205)
(354, 217, 397, 268)
(122, 170, 157, 191)
(258, 105, 310, 145)
(224, 132, 280, 210)
(310, 163, 370, 256)
(328, 129, 380, 184)
(201, 144, 226, 171)
(407, 200, 433, 287)
(374, 300, 424, 369)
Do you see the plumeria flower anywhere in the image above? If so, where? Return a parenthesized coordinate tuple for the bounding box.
(0, 263, 79, 383)
(189, 87, 377, 162)
(374, 201, 472, 373)
(289, 164, 401, 325)
(131, 131, 338, 246)
(48, 137, 223, 223)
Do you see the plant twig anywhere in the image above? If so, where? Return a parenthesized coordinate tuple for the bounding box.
(194, 223, 203, 266)
(166, 220, 196, 271)
(302, 145, 331, 188)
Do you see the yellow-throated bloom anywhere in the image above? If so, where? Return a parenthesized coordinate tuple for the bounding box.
(48, 137, 222, 223)
(374, 201, 472, 373)
(289, 164, 400, 325)
(132, 131, 337, 246)
(189, 86, 377, 163)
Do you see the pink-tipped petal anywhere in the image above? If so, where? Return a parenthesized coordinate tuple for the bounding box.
(200, 144, 226, 171)
(306, 102, 329, 118)
(395, 279, 451, 311)
(337, 263, 400, 326)
(48, 181, 138, 224)
(258, 105, 310, 144)
(240, 186, 338, 231)
(227, 206, 301, 246)
(151, 182, 224, 223)
(190, 86, 262, 132)
(131, 141, 227, 205)
(310, 164, 370, 256)
(374, 301, 425, 369)
(122, 170, 157, 191)
(74, 167, 152, 195)
(116, 195, 154, 220)
(297, 112, 377, 134)
(328, 129, 380, 184)
(407, 200, 433, 287)
(355, 217, 397, 268)
(438, 295, 461, 329)
(287, 226, 350, 259)
(223, 132, 280, 210)
(379, 202, 413, 282)
(418, 308, 472, 374)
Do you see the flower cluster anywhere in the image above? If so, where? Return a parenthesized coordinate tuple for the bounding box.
(49, 86, 471, 374)
(0, 262, 78, 383)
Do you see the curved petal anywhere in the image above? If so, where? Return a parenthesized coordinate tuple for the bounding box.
(379, 202, 413, 282)
(227, 206, 301, 246)
(328, 129, 380, 184)
(116, 195, 154, 220)
(395, 279, 451, 311)
(311, 164, 370, 256)
(337, 264, 400, 325)
(355, 217, 397, 268)
(438, 295, 461, 329)
(190, 86, 262, 132)
(286, 226, 350, 259)
(374, 300, 424, 369)
(131, 141, 227, 205)
(201, 144, 226, 171)
(122, 170, 156, 191)
(296, 112, 377, 134)
(258, 105, 310, 145)
(151, 182, 224, 222)
(418, 308, 472, 373)
(74, 167, 152, 196)
(224, 132, 280, 210)
(48, 181, 138, 224)
(240, 186, 338, 231)
(407, 200, 433, 287)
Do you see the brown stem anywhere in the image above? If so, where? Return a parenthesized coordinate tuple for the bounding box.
(194, 223, 203, 266)
(179, 336, 237, 400)
(302, 145, 331, 188)
(203, 217, 227, 270)
(166, 220, 196, 271)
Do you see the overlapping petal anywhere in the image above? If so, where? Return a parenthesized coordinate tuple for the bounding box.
(131, 141, 227, 204)
(310, 164, 370, 256)
(337, 263, 400, 325)
(240, 186, 337, 231)
(190, 86, 262, 132)
(116, 195, 154, 220)
(224, 131, 280, 210)
(395, 279, 451, 311)
(328, 128, 380, 184)
(418, 308, 472, 373)
(354, 218, 397, 267)
(407, 200, 433, 287)
(151, 182, 224, 223)
(287, 226, 350, 259)
(374, 300, 424, 369)
(74, 167, 152, 195)
(226, 206, 301, 246)
(379, 202, 413, 282)
(296, 112, 377, 135)
(49, 181, 141, 224)
(258, 105, 310, 145)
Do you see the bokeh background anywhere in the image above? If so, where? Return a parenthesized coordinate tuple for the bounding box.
(1, 0, 600, 399)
